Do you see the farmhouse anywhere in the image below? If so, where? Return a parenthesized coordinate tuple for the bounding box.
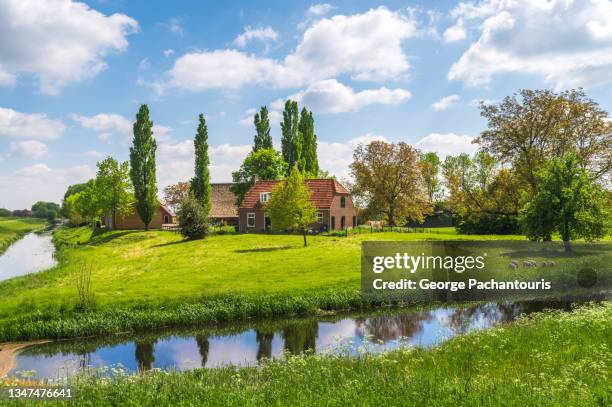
(238, 178, 356, 232)
(105, 199, 176, 230)
(209, 183, 239, 226)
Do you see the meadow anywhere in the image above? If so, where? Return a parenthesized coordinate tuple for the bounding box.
(2, 302, 609, 406)
(0, 218, 47, 256)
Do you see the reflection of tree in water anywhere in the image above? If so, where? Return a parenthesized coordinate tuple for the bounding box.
(355, 313, 431, 342)
(195, 334, 209, 367)
(447, 303, 520, 334)
(255, 329, 275, 361)
(282, 320, 318, 355)
(134, 339, 157, 372)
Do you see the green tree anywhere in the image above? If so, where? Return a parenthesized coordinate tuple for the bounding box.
(230, 148, 286, 206)
(253, 106, 273, 151)
(190, 114, 211, 216)
(280, 100, 302, 174)
(129, 104, 158, 230)
(177, 193, 208, 240)
(0, 208, 11, 217)
(31, 201, 61, 220)
(63, 193, 84, 225)
(520, 153, 609, 251)
(95, 157, 133, 229)
(266, 167, 317, 247)
(74, 180, 101, 227)
(419, 152, 442, 204)
(62, 183, 88, 218)
(299, 107, 318, 175)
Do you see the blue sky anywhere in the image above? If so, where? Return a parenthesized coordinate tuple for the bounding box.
(1, 0, 611, 209)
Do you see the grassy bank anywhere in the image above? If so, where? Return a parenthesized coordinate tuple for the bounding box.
(0, 217, 47, 255)
(3, 302, 610, 406)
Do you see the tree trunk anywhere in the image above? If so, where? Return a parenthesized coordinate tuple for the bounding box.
(303, 229, 307, 247)
(563, 240, 572, 252)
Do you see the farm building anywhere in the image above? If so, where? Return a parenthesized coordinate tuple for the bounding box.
(105, 199, 176, 230)
(238, 179, 356, 232)
(209, 183, 239, 226)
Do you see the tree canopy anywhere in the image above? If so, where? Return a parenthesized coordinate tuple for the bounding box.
(253, 106, 273, 151)
(191, 113, 211, 216)
(231, 148, 287, 206)
(95, 156, 133, 229)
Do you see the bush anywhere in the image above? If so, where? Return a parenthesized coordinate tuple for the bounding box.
(177, 194, 208, 240)
(0, 208, 11, 217)
(454, 213, 520, 235)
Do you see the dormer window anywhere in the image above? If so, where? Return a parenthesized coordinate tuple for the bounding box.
(260, 192, 271, 203)
(340, 196, 346, 208)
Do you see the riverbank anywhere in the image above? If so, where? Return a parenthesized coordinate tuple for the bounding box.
(3, 302, 609, 406)
(0, 218, 47, 256)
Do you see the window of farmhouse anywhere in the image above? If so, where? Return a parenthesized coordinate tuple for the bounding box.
(247, 213, 256, 227)
(340, 196, 346, 208)
(260, 192, 271, 203)
(317, 212, 324, 223)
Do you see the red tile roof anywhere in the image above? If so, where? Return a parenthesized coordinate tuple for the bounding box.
(239, 178, 350, 210)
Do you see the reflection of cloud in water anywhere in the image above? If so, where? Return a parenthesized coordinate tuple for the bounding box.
(206, 331, 259, 367)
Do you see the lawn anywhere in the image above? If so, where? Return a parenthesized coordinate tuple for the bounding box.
(3, 302, 609, 406)
(0, 217, 47, 256)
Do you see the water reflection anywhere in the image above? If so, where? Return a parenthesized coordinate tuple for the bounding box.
(7, 300, 588, 381)
(0, 228, 57, 281)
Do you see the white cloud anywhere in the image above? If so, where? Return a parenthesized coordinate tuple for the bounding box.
(166, 17, 184, 36)
(307, 4, 335, 17)
(233, 26, 279, 48)
(160, 7, 419, 93)
(443, 20, 467, 43)
(164, 49, 175, 57)
(318, 133, 389, 179)
(9, 140, 48, 159)
(432, 94, 460, 111)
(0, 0, 138, 94)
(448, 0, 612, 88)
(414, 133, 477, 157)
(138, 58, 151, 70)
(280, 79, 411, 114)
(0, 107, 66, 140)
(71, 113, 132, 136)
(85, 150, 103, 158)
(0, 163, 94, 209)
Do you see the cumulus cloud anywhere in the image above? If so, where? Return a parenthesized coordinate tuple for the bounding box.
(0, 0, 138, 94)
(9, 140, 48, 159)
(443, 20, 467, 43)
(160, 7, 419, 93)
(318, 133, 389, 179)
(0, 163, 95, 209)
(0, 107, 66, 140)
(164, 49, 175, 57)
(307, 3, 335, 17)
(448, 0, 612, 88)
(414, 133, 477, 157)
(233, 26, 279, 48)
(278, 79, 411, 114)
(432, 94, 460, 111)
(71, 113, 132, 136)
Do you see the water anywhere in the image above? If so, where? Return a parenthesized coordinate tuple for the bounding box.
(0, 228, 56, 282)
(7, 301, 574, 381)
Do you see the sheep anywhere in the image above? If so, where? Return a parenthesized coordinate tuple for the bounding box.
(508, 262, 518, 270)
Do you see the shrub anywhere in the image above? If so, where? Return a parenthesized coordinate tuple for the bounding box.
(0, 208, 11, 217)
(177, 194, 209, 240)
(454, 213, 520, 235)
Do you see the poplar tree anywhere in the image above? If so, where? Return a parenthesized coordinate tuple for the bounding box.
(280, 100, 301, 174)
(129, 104, 158, 230)
(299, 107, 318, 176)
(191, 113, 211, 216)
(253, 106, 273, 151)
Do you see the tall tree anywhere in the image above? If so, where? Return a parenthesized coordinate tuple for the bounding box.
(95, 157, 133, 229)
(230, 148, 286, 205)
(350, 141, 430, 226)
(299, 107, 318, 175)
(266, 167, 317, 247)
(191, 114, 212, 216)
(129, 104, 158, 230)
(419, 152, 442, 204)
(253, 106, 273, 151)
(163, 181, 191, 213)
(280, 100, 302, 174)
(520, 153, 608, 251)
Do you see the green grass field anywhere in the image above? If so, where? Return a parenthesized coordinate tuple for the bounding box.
(0, 217, 47, 256)
(3, 302, 609, 406)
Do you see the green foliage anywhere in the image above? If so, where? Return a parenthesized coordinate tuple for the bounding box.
(266, 167, 317, 246)
(231, 148, 287, 206)
(420, 152, 442, 203)
(0, 217, 47, 256)
(521, 153, 609, 249)
(253, 106, 273, 151)
(280, 100, 302, 175)
(63, 193, 85, 225)
(190, 114, 212, 215)
(95, 157, 134, 228)
(455, 213, 520, 235)
(73, 180, 102, 225)
(178, 194, 209, 240)
(130, 104, 158, 230)
(0, 208, 11, 217)
(299, 107, 318, 175)
(31, 201, 61, 220)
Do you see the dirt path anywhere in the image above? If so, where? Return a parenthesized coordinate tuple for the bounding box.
(0, 341, 50, 377)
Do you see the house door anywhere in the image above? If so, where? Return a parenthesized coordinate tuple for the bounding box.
(341, 216, 345, 229)
(164, 215, 170, 224)
(264, 214, 271, 231)
(331, 216, 335, 230)
(352, 216, 356, 227)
